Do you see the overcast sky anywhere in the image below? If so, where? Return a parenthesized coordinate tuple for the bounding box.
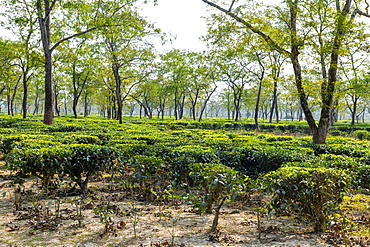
(140, 0, 209, 51)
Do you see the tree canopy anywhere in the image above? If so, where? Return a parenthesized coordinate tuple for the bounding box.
(1, 0, 370, 143)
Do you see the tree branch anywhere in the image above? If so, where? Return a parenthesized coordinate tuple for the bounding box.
(51, 25, 112, 52)
(201, 0, 291, 57)
(352, 8, 370, 18)
(228, 0, 236, 12)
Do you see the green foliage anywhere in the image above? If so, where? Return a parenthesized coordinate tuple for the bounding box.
(0, 134, 59, 154)
(128, 155, 168, 201)
(352, 130, 370, 141)
(262, 166, 351, 232)
(168, 145, 220, 188)
(329, 130, 347, 137)
(189, 162, 247, 231)
(6, 143, 118, 193)
(189, 163, 246, 213)
(356, 165, 370, 189)
(62, 134, 101, 144)
(46, 125, 86, 132)
(6, 146, 72, 190)
(65, 144, 118, 193)
(225, 145, 311, 178)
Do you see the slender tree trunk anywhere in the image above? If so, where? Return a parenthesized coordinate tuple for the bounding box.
(254, 79, 262, 129)
(178, 94, 186, 119)
(84, 94, 89, 117)
(10, 77, 20, 116)
(33, 84, 40, 115)
(22, 72, 29, 119)
(198, 86, 217, 122)
(350, 97, 358, 126)
(269, 79, 278, 123)
(112, 63, 123, 124)
(227, 87, 231, 120)
(37, 0, 54, 125)
(54, 83, 60, 117)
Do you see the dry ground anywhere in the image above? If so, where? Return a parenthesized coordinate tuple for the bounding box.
(0, 168, 369, 247)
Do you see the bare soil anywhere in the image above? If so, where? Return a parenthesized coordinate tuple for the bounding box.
(0, 169, 369, 247)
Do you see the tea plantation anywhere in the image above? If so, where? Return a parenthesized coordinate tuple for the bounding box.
(1, 115, 370, 246)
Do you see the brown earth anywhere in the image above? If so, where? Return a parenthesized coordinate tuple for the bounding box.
(0, 168, 369, 247)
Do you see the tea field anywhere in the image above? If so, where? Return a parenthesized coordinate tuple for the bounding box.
(0, 115, 370, 246)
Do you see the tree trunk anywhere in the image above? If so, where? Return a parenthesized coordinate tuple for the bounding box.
(349, 97, 358, 126)
(269, 79, 278, 123)
(112, 62, 123, 124)
(54, 84, 60, 117)
(201, 0, 353, 144)
(22, 72, 28, 119)
(37, 0, 54, 125)
(43, 55, 54, 123)
(10, 77, 20, 116)
(254, 79, 262, 129)
(210, 197, 226, 232)
(198, 86, 217, 122)
(83, 94, 89, 117)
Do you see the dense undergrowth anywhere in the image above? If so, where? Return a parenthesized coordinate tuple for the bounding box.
(1, 114, 370, 245)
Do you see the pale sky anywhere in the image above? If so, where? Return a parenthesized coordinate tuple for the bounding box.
(140, 0, 281, 51)
(140, 0, 209, 51)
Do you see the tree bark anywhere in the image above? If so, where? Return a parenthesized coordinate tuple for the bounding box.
(198, 86, 217, 122)
(22, 73, 28, 119)
(37, 0, 54, 125)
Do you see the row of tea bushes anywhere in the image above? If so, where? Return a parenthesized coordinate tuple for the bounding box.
(2, 117, 370, 184)
(6, 144, 118, 193)
(4, 137, 370, 192)
(2, 115, 370, 233)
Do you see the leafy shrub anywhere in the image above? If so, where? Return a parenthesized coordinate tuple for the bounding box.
(329, 130, 346, 137)
(6, 147, 72, 190)
(0, 128, 15, 134)
(1, 135, 26, 154)
(189, 163, 247, 231)
(114, 143, 151, 159)
(265, 135, 293, 142)
(167, 145, 220, 189)
(47, 125, 85, 132)
(356, 165, 370, 189)
(0, 134, 59, 154)
(128, 155, 168, 201)
(65, 144, 118, 193)
(262, 166, 351, 232)
(352, 130, 370, 140)
(283, 154, 360, 170)
(231, 145, 310, 178)
(62, 134, 101, 144)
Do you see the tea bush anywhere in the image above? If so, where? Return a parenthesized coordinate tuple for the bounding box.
(263, 166, 351, 232)
(167, 145, 220, 188)
(128, 155, 168, 201)
(65, 144, 119, 193)
(6, 146, 72, 190)
(189, 162, 247, 231)
(352, 130, 370, 140)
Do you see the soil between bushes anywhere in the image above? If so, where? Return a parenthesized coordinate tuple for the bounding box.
(0, 169, 369, 247)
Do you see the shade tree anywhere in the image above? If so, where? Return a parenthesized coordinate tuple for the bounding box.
(201, 0, 370, 143)
(339, 27, 370, 125)
(0, 0, 43, 119)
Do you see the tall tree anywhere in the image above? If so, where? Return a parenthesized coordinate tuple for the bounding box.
(201, 0, 370, 143)
(161, 49, 191, 120)
(34, 0, 152, 124)
(0, 0, 42, 118)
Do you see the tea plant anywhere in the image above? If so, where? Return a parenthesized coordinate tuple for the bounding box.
(94, 205, 115, 237)
(263, 166, 351, 232)
(189, 163, 247, 232)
